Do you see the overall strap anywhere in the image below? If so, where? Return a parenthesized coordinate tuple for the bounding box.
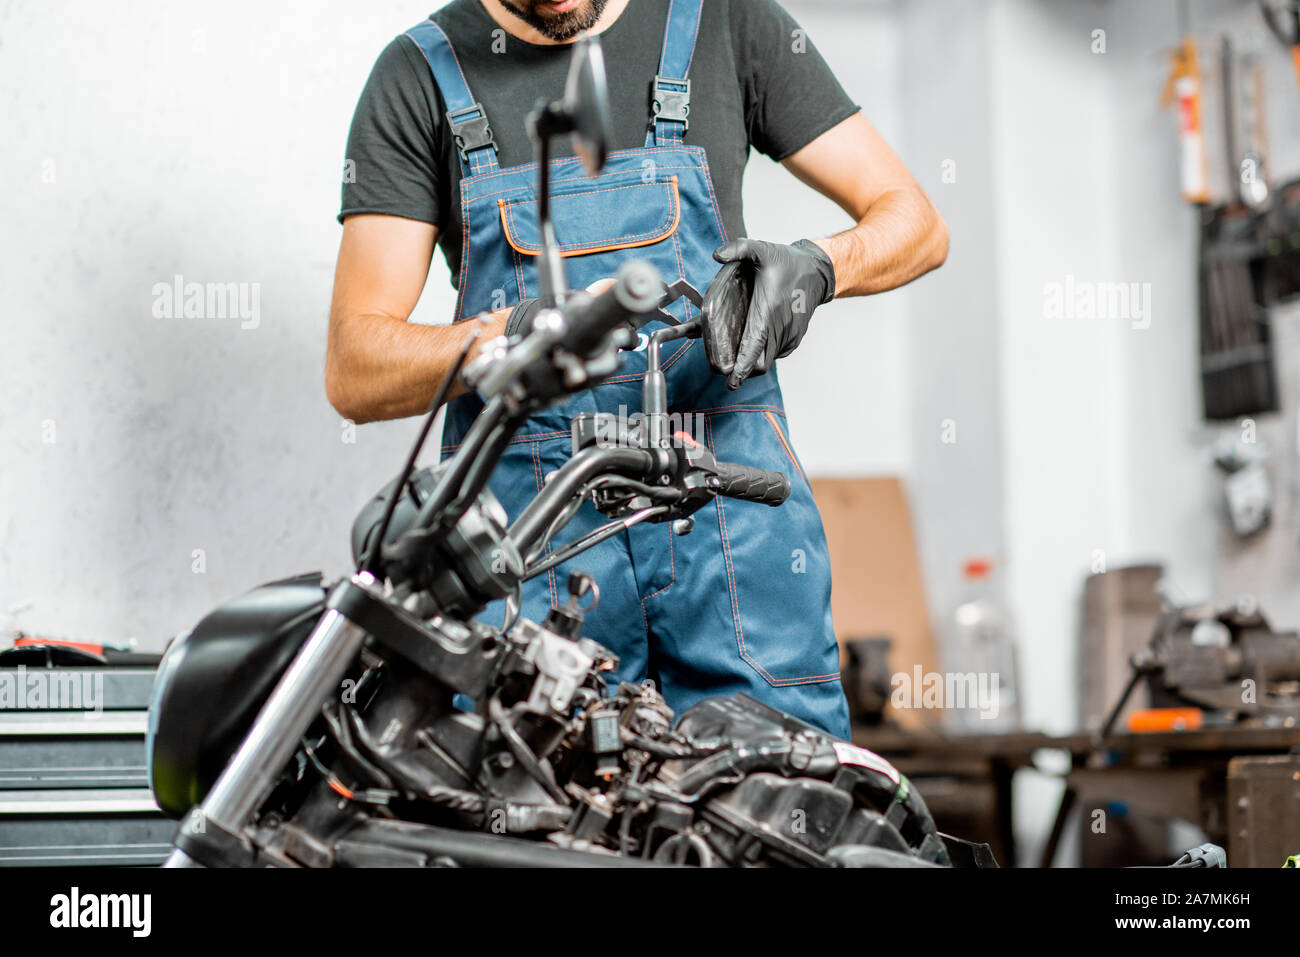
(404, 19, 500, 177)
(647, 0, 704, 147)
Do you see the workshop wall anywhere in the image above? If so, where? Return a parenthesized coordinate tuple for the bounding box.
(926, 0, 1300, 864)
(878, 0, 1272, 864)
(988, 0, 1300, 741)
(1, 1, 456, 649)
(745, 0, 912, 478)
(898, 0, 1008, 681)
(1175, 0, 1300, 633)
(0, 0, 909, 650)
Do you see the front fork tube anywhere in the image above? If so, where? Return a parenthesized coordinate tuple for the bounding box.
(163, 576, 374, 867)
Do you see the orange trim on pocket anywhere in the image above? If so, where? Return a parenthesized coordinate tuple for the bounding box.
(498, 177, 681, 258)
(763, 411, 808, 487)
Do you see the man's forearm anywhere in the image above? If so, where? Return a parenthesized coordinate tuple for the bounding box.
(324, 309, 507, 424)
(813, 186, 948, 299)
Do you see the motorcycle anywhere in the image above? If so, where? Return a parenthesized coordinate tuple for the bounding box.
(147, 37, 995, 869)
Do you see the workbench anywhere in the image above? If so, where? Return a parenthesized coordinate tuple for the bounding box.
(852, 723, 1300, 867)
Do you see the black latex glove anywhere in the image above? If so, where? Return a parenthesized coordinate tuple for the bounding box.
(701, 238, 836, 390)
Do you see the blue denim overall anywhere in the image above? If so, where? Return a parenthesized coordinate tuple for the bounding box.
(405, 1, 850, 739)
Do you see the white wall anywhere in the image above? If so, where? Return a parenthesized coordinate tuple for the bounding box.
(899, 0, 1008, 645)
(990, 0, 1134, 736)
(0, 1, 457, 649)
(749, 0, 912, 476)
(985, 0, 1135, 865)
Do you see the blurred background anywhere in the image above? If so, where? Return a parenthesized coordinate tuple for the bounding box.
(5, 0, 1300, 866)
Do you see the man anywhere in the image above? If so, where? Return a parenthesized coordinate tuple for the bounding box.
(327, 0, 947, 739)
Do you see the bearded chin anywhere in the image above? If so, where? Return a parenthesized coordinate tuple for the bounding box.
(500, 0, 610, 41)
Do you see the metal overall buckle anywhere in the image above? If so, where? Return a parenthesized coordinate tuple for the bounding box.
(651, 76, 691, 131)
(446, 103, 497, 163)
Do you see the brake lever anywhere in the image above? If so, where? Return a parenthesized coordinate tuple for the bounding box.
(664, 278, 705, 309)
(646, 278, 706, 328)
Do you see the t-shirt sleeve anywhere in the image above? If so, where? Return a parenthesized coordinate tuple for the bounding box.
(730, 0, 861, 162)
(338, 36, 446, 225)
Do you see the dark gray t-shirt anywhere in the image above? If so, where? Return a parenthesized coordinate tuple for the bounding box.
(339, 0, 859, 285)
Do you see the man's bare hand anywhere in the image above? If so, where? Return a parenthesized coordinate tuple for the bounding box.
(327, 215, 509, 422)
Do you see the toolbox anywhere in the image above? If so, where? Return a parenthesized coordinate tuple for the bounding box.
(0, 639, 174, 866)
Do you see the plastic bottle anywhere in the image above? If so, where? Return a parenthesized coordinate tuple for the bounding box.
(943, 558, 1021, 732)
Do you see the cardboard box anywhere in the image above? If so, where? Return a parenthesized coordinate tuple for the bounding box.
(811, 477, 939, 728)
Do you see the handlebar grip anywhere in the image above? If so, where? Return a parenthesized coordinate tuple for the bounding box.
(562, 260, 663, 355)
(711, 461, 791, 507)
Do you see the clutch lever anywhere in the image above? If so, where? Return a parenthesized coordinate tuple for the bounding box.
(664, 278, 705, 309)
(646, 278, 706, 328)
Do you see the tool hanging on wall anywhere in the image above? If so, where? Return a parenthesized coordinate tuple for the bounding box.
(1196, 30, 1284, 420)
(1239, 48, 1272, 207)
(1162, 35, 1212, 204)
(1198, 201, 1282, 420)
(1223, 35, 1274, 209)
(1214, 431, 1274, 536)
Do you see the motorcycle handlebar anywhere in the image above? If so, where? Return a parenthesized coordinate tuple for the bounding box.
(560, 259, 663, 355)
(711, 461, 791, 507)
(508, 444, 657, 553)
(506, 441, 791, 563)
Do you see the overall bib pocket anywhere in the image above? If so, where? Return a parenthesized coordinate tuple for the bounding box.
(495, 174, 685, 305)
(499, 176, 681, 257)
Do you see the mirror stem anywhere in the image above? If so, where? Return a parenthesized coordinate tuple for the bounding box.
(534, 133, 568, 308)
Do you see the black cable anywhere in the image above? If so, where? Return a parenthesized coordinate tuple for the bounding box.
(343, 705, 488, 814)
(525, 473, 672, 566)
(360, 320, 485, 576)
(623, 730, 725, 761)
(488, 698, 569, 804)
(301, 735, 364, 802)
(322, 700, 394, 789)
(526, 486, 589, 566)
(522, 505, 668, 582)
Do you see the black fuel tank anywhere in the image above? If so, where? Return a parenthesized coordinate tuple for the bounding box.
(147, 572, 327, 818)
